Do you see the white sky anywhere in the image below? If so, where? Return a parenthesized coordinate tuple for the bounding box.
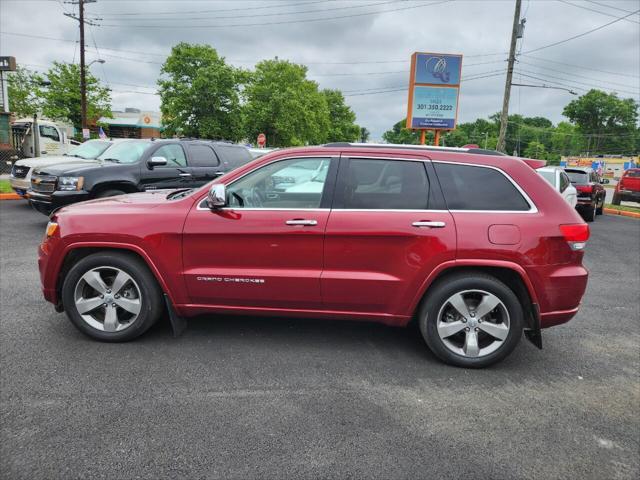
(1, 0, 639, 139)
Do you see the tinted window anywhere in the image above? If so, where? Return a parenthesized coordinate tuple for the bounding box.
(342, 159, 429, 210)
(560, 172, 570, 193)
(39, 125, 60, 142)
(215, 145, 253, 170)
(565, 170, 589, 184)
(228, 157, 330, 209)
(624, 170, 640, 178)
(435, 163, 530, 211)
(154, 144, 187, 167)
(188, 144, 219, 167)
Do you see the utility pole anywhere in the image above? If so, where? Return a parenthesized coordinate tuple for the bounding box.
(497, 0, 523, 153)
(64, 0, 98, 134)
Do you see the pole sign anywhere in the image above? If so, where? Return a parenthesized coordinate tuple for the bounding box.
(406, 52, 463, 130)
(257, 133, 266, 148)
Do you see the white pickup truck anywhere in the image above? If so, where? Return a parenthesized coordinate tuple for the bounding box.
(9, 139, 114, 197)
(11, 118, 77, 158)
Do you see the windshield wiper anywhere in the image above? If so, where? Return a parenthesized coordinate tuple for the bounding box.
(102, 158, 121, 163)
(166, 188, 193, 199)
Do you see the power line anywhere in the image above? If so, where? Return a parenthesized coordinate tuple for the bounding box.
(556, 0, 640, 24)
(95, 0, 401, 22)
(516, 69, 639, 96)
(516, 60, 640, 90)
(99, 0, 456, 29)
(584, 0, 640, 15)
(94, 0, 337, 17)
(521, 54, 640, 79)
(523, 8, 640, 54)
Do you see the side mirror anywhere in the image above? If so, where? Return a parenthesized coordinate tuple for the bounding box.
(147, 156, 167, 169)
(207, 184, 227, 209)
(601, 178, 609, 184)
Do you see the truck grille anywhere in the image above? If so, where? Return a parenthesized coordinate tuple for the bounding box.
(11, 165, 30, 178)
(31, 175, 57, 193)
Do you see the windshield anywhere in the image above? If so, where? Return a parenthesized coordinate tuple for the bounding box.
(537, 169, 556, 187)
(624, 170, 640, 178)
(67, 140, 112, 159)
(565, 170, 589, 184)
(97, 140, 149, 164)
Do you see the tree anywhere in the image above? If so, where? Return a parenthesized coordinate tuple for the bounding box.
(382, 119, 422, 144)
(524, 140, 547, 160)
(242, 59, 330, 147)
(7, 67, 44, 117)
(359, 127, 370, 143)
(158, 43, 244, 141)
(563, 89, 638, 154)
(321, 89, 360, 142)
(550, 121, 584, 158)
(41, 62, 111, 128)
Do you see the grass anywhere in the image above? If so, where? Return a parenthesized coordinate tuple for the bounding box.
(0, 179, 13, 194)
(605, 203, 640, 213)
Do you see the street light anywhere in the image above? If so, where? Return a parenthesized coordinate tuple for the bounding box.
(87, 59, 105, 68)
(511, 83, 578, 95)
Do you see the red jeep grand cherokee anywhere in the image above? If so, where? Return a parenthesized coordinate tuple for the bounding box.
(38, 144, 590, 368)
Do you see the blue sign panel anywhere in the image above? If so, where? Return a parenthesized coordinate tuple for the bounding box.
(410, 86, 458, 129)
(414, 53, 462, 86)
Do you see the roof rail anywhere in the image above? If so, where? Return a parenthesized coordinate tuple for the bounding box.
(322, 142, 506, 156)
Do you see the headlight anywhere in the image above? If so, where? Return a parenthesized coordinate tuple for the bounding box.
(57, 176, 84, 191)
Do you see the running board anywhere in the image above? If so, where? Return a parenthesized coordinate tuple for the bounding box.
(164, 293, 187, 338)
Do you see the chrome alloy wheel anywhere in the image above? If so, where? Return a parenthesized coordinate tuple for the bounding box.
(436, 289, 510, 358)
(73, 266, 142, 332)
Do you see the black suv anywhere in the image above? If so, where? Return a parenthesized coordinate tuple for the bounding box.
(29, 139, 253, 215)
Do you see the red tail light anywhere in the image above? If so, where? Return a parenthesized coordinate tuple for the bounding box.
(576, 185, 593, 194)
(560, 224, 590, 250)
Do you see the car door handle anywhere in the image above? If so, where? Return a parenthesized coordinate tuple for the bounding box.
(179, 172, 192, 177)
(285, 219, 318, 226)
(412, 221, 446, 228)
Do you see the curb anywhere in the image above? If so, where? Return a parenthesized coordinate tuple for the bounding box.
(0, 193, 22, 200)
(604, 208, 640, 219)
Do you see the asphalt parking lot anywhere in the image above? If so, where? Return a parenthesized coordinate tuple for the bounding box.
(1, 200, 638, 480)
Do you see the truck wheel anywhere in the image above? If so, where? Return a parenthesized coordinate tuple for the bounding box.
(596, 197, 604, 215)
(96, 189, 126, 198)
(611, 193, 621, 206)
(418, 272, 523, 368)
(61, 251, 164, 342)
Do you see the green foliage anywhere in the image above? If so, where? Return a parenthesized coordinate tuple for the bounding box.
(158, 43, 244, 141)
(322, 89, 360, 142)
(523, 140, 547, 160)
(41, 62, 112, 128)
(382, 119, 422, 144)
(242, 59, 330, 147)
(6, 66, 44, 118)
(563, 89, 638, 154)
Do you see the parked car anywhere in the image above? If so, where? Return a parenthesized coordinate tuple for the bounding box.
(28, 139, 253, 216)
(564, 167, 608, 222)
(612, 168, 640, 205)
(9, 139, 114, 197)
(536, 166, 577, 208)
(38, 143, 590, 368)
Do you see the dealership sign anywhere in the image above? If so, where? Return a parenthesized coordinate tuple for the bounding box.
(406, 52, 463, 130)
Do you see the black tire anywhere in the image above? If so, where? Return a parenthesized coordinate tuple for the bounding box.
(418, 272, 524, 368)
(582, 202, 596, 222)
(61, 251, 164, 342)
(611, 193, 621, 206)
(596, 196, 604, 215)
(96, 189, 126, 198)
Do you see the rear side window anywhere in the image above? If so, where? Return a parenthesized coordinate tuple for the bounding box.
(624, 170, 640, 178)
(560, 172, 570, 193)
(343, 159, 429, 209)
(434, 163, 530, 211)
(215, 145, 253, 170)
(187, 144, 220, 167)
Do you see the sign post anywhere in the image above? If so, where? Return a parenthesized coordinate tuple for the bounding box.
(406, 52, 463, 145)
